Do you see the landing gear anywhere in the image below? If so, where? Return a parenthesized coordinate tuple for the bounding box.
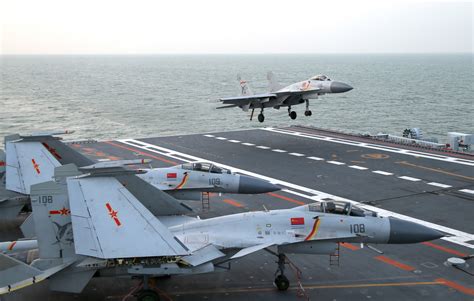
(130, 275, 161, 301)
(258, 113, 265, 123)
(274, 253, 290, 291)
(275, 274, 290, 291)
(288, 107, 297, 120)
(304, 99, 312, 117)
(137, 289, 160, 301)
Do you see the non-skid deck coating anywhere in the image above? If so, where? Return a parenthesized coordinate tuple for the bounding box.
(2, 126, 473, 301)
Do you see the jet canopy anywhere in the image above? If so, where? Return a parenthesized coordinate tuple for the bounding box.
(308, 200, 376, 217)
(180, 162, 232, 174)
(310, 74, 331, 81)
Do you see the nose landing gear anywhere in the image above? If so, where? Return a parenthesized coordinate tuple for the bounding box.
(274, 253, 290, 291)
(304, 99, 312, 117)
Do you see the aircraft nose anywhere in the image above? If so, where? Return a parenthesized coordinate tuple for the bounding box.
(238, 175, 280, 194)
(388, 218, 444, 244)
(330, 81, 353, 93)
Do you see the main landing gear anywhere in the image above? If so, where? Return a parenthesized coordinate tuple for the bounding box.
(125, 275, 161, 301)
(258, 108, 265, 123)
(288, 107, 297, 120)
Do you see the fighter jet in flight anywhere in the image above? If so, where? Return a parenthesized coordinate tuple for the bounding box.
(0, 164, 443, 301)
(218, 72, 353, 122)
(0, 131, 279, 218)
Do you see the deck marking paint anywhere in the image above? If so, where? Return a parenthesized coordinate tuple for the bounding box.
(398, 176, 422, 182)
(372, 170, 394, 176)
(427, 182, 452, 189)
(349, 165, 368, 170)
(116, 139, 474, 249)
(374, 256, 416, 271)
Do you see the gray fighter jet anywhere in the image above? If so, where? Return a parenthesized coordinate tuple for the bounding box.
(219, 72, 353, 122)
(0, 164, 443, 300)
(0, 131, 279, 218)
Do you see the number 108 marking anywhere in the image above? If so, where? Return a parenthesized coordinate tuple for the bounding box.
(350, 224, 365, 233)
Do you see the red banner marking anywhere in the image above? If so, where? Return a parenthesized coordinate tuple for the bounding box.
(223, 199, 244, 208)
(106, 202, 121, 226)
(291, 217, 305, 225)
(422, 242, 468, 257)
(436, 278, 474, 296)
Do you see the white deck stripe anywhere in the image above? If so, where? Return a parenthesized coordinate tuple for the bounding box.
(262, 128, 474, 167)
(459, 189, 474, 195)
(216, 137, 227, 140)
(228, 140, 240, 143)
(118, 138, 474, 249)
(257, 146, 270, 149)
(307, 156, 324, 161)
(427, 182, 452, 189)
(349, 165, 368, 170)
(272, 149, 287, 153)
(372, 170, 394, 176)
(242, 143, 255, 146)
(289, 153, 305, 157)
(398, 176, 422, 182)
(327, 161, 345, 165)
(204, 134, 214, 138)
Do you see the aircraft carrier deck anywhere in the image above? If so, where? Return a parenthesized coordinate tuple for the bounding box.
(2, 125, 473, 301)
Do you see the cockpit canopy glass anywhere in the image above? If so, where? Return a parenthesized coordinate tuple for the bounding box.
(310, 74, 330, 81)
(180, 162, 231, 174)
(308, 200, 371, 217)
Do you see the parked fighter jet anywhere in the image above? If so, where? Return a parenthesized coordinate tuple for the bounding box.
(218, 72, 353, 122)
(0, 164, 443, 300)
(0, 131, 279, 218)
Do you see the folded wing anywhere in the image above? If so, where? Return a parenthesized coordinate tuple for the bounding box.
(67, 176, 190, 259)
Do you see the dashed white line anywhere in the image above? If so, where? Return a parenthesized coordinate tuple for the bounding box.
(398, 176, 422, 182)
(372, 170, 394, 176)
(272, 149, 287, 153)
(263, 127, 474, 167)
(459, 189, 474, 195)
(349, 165, 368, 170)
(118, 138, 474, 249)
(289, 153, 305, 157)
(307, 156, 324, 161)
(216, 137, 227, 140)
(228, 140, 241, 143)
(242, 143, 255, 146)
(257, 146, 270, 149)
(427, 182, 452, 189)
(327, 161, 345, 165)
(204, 134, 214, 138)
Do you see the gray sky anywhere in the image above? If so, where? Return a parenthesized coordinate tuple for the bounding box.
(1, 0, 472, 54)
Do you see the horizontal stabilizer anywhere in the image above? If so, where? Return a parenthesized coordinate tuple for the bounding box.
(0, 254, 72, 294)
(230, 243, 274, 259)
(181, 244, 225, 266)
(67, 177, 190, 259)
(80, 159, 151, 170)
(216, 104, 239, 109)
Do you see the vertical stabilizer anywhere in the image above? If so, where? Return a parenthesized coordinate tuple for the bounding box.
(30, 178, 76, 259)
(267, 71, 282, 92)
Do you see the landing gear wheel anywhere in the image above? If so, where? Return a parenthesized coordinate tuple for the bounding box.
(304, 110, 312, 116)
(289, 111, 297, 120)
(274, 274, 290, 291)
(258, 113, 265, 123)
(137, 289, 160, 301)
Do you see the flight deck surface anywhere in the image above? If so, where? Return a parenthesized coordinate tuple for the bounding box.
(2, 126, 473, 301)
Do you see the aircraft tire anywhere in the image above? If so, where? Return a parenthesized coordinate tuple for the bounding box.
(258, 114, 265, 123)
(289, 111, 297, 120)
(137, 289, 160, 301)
(274, 274, 290, 291)
(305, 110, 312, 116)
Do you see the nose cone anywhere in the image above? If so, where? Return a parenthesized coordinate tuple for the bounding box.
(330, 81, 353, 93)
(388, 218, 444, 244)
(238, 175, 280, 194)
